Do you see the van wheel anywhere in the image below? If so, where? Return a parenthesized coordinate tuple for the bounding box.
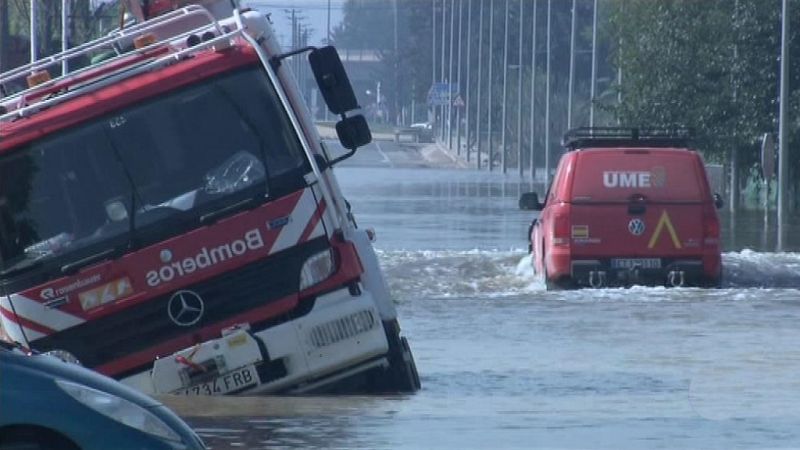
(543, 265, 561, 291)
(702, 276, 722, 289)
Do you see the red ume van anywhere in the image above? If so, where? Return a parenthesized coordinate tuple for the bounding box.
(521, 128, 723, 289)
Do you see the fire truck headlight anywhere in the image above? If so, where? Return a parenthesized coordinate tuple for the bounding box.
(299, 249, 335, 291)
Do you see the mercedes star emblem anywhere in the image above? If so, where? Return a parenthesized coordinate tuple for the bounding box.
(628, 218, 646, 236)
(167, 290, 204, 327)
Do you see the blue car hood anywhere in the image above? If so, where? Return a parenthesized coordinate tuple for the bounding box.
(0, 349, 161, 408)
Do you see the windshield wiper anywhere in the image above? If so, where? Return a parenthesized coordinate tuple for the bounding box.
(60, 247, 118, 275)
(199, 196, 260, 225)
(0, 258, 43, 278)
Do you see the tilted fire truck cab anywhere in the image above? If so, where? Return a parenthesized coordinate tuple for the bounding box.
(0, 2, 419, 395)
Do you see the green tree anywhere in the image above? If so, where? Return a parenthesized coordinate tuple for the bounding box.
(607, 0, 800, 208)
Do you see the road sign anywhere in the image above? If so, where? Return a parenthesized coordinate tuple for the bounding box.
(452, 94, 465, 108)
(427, 82, 457, 106)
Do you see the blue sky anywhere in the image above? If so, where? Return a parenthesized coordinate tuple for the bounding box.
(242, 0, 347, 49)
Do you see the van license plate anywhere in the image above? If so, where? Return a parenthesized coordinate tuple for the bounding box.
(180, 365, 258, 396)
(611, 258, 661, 269)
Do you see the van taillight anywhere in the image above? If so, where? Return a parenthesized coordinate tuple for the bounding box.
(703, 208, 720, 246)
(552, 213, 570, 246)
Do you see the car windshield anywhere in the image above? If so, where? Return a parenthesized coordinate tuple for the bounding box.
(0, 67, 307, 277)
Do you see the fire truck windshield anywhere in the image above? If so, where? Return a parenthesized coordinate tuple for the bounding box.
(0, 67, 308, 278)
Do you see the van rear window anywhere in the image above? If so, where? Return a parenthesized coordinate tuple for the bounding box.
(570, 149, 704, 202)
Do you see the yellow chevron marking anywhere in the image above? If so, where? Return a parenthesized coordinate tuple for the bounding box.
(647, 210, 682, 249)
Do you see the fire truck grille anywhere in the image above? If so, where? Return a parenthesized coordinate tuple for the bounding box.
(31, 237, 329, 372)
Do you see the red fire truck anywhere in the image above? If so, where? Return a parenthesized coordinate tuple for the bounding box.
(0, 1, 419, 395)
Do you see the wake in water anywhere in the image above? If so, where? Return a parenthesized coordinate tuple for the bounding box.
(377, 249, 800, 300)
(376, 249, 544, 300)
(722, 249, 800, 288)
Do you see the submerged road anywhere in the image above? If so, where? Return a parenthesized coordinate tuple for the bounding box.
(163, 139, 800, 449)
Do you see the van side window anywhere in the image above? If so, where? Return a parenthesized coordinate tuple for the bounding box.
(548, 158, 567, 203)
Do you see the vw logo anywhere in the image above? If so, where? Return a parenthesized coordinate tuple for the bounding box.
(628, 218, 646, 236)
(167, 290, 204, 327)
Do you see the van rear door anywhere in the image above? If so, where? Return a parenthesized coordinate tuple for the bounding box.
(567, 149, 708, 260)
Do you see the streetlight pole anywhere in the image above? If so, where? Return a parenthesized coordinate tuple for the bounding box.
(517, 0, 524, 177)
(432, 0, 437, 125)
(30, 0, 38, 63)
(456, 0, 464, 155)
(778, 0, 790, 250)
(487, 0, 495, 171)
(567, 0, 577, 129)
(448, 0, 456, 149)
(62, 0, 70, 75)
(529, 0, 538, 181)
(544, 0, 551, 187)
(501, 0, 509, 174)
(393, 0, 399, 125)
(465, 0, 474, 163)
(589, 0, 598, 127)
(441, 0, 447, 141)
(476, 0, 485, 170)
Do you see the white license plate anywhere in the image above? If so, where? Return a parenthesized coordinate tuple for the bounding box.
(179, 365, 258, 396)
(611, 258, 661, 269)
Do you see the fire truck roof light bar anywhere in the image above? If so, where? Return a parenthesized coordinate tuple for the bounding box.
(562, 127, 694, 151)
(0, 5, 219, 87)
(0, 6, 233, 123)
(0, 28, 242, 123)
(0, 6, 221, 113)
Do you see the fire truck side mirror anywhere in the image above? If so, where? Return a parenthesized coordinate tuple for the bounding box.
(309, 46, 359, 115)
(335, 114, 372, 154)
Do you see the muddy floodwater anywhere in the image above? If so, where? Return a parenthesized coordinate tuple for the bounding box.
(165, 143, 800, 449)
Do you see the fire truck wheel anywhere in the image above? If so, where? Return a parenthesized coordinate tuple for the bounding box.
(385, 335, 420, 392)
(369, 325, 421, 393)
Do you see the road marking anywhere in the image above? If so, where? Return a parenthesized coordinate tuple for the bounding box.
(373, 141, 393, 167)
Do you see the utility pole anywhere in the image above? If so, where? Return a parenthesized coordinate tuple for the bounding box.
(529, 0, 538, 181)
(567, 0, 577, 129)
(465, 0, 473, 163)
(487, 0, 495, 171)
(589, 0, 598, 126)
(778, 0, 790, 250)
(544, 0, 551, 187)
(517, 0, 524, 177)
(456, 0, 464, 155)
(476, 0, 485, 170)
(500, 0, 509, 173)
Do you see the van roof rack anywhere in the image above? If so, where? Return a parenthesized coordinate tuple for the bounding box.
(562, 127, 693, 151)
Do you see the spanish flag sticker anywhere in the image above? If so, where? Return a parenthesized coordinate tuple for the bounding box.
(571, 225, 589, 239)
